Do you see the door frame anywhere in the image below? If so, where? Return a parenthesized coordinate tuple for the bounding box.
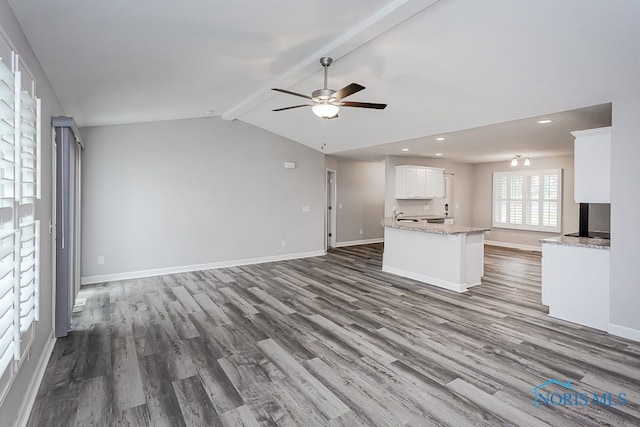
(325, 169, 337, 250)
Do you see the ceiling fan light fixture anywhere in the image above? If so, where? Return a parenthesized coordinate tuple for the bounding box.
(524, 157, 531, 166)
(511, 156, 519, 167)
(312, 103, 340, 119)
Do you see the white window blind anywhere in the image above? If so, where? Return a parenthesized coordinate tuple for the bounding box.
(492, 169, 562, 233)
(0, 232, 16, 376)
(0, 56, 16, 379)
(0, 47, 41, 390)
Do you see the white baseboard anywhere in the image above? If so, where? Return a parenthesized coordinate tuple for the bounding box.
(15, 334, 56, 427)
(335, 238, 384, 248)
(382, 265, 471, 293)
(81, 250, 326, 285)
(608, 323, 640, 343)
(485, 240, 542, 252)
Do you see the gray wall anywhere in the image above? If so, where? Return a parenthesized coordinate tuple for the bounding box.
(80, 117, 325, 280)
(334, 159, 385, 244)
(470, 155, 578, 248)
(324, 155, 337, 172)
(384, 156, 474, 226)
(610, 96, 640, 335)
(0, 1, 63, 422)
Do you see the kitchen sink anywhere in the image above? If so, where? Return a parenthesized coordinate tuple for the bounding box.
(397, 219, 418, 223)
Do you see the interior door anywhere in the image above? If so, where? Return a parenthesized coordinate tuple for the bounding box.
(326, 170, 337, 248)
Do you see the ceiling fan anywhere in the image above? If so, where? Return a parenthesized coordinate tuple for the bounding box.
(271, 57, 387, 119)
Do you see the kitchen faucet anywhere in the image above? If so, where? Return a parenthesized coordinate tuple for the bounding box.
(393, 209, 403, 220)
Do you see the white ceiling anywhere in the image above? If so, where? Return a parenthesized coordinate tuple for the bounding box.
(8, 0, 639, 161)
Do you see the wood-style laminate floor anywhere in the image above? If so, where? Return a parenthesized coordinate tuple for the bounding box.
(28, 244, 640, 426)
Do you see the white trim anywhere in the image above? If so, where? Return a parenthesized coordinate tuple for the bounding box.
(382, 265, 477, 293)
(335, 238, 384, 247)
(14, 334, 56, 427)
(81, 250, 326, 285)
(484, 240, 542, 252)
(608, 323, 640, 343)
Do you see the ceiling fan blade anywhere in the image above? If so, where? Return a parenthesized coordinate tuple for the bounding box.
(339, 101, 387, 109)
(272, 104, 311, 112)
(271, 88, 312, 100)
(333, 83, 365, 100)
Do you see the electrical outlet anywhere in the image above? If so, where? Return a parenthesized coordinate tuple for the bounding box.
(97, 256, 105, 264)
(359, 229, 364, 235)
(281, 240, 287, 247)
(302, 205, 310, 212)
(339, 204, 343, 210)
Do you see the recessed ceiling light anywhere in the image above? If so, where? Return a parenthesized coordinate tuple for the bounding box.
(401, 148, 409, 152)
(537, 119, 553, 124)
(435, 153, 443, 156)
(436, 137, 445, 141)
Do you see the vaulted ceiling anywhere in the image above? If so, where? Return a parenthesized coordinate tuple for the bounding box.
(8, 0, 639, 161)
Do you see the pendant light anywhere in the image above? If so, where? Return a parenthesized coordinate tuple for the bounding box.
(510, 155, 531, 167)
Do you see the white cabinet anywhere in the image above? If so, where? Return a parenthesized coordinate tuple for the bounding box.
(396, 165, 444, 199)
(396, 166, 425, 199)
(410, 167, 427, 198)
(425, 167, 444, 198)
(571, 127, 611, 203)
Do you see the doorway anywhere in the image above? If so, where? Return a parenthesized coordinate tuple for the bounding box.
(326, 169, 337, 249)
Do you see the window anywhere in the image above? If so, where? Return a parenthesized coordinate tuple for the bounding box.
(493, 169, 562, 232)
(0, 40, 41, 401)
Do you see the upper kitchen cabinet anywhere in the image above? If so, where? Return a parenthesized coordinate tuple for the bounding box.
(425, 168, 444, 198)
(396, 165, 444, 199)
(572, 127, 611, 203)
(396, 166, 426, 199)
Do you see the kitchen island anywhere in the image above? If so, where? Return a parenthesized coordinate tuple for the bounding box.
(382, 218, 490, 292)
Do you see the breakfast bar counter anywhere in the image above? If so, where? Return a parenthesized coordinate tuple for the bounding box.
(381, 218, 490, 292)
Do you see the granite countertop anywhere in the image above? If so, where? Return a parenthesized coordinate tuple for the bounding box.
(540, 235, 610, 250)
(382, 217, 489, 235)
(397, 214, 448, 220)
